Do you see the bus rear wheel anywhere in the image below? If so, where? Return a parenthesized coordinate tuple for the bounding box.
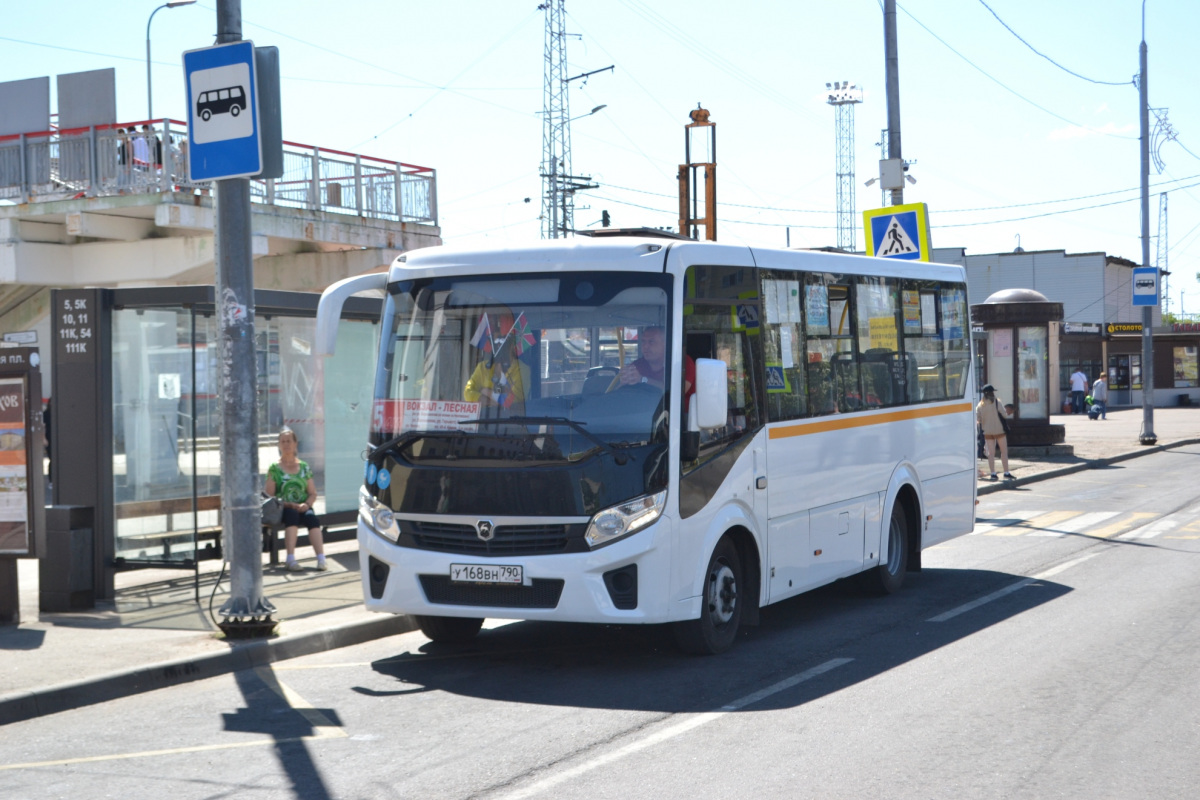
(416, 615, 483, 644)
(861, 502, 909, 595)
(674, 536, 743, 655)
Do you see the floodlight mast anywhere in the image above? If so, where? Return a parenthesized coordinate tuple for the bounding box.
(826, 81, 862, 251)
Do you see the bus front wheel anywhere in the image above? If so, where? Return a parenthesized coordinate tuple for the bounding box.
(416, 615, 483, 644)
(674, 536, 742, 655)
(861, 502, 909, 595)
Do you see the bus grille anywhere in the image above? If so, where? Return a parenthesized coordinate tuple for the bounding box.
(418, 575, 565, 609)
(406, 521, 581, 556)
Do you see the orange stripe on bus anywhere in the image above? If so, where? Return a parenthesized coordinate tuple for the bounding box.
(768, 402, 973, 439)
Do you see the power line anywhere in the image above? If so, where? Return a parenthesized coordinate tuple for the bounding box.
(976, 0, 1131, 86)
(897, 3, 1137, 140)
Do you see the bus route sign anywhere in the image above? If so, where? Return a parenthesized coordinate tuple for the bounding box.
(182, 40, 262, 181)
(863, 203, 932, 262)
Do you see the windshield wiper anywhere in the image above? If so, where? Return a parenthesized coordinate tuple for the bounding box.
(462, 416, 634, 465)
(367, 431, 427, 464)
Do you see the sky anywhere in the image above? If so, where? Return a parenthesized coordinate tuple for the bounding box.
(4, 0, 1200, 318)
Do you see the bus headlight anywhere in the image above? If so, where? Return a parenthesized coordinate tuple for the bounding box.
(585, 490, 666, 548)
(359, 485, 400, 543)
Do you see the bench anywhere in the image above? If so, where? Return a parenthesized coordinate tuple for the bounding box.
(114, 494, 286, 566)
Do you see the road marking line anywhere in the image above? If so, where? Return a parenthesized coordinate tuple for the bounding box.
(254, 667, 346, 740)
(970, 509, 1037, 535)
(493, 658, 853, 800)
(0, 672, 344, 772)
(927, 552, 1101, 623)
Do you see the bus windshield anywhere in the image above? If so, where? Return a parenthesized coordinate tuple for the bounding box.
(373, 271, 673, 465)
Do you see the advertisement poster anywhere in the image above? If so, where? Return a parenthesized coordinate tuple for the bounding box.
(1016, 327, 1047, 418)
(1174, 346, 1198, 388)
(0, 376, 29, 554)
(902, 290, 922, 332)
(805, 284, 830, 334)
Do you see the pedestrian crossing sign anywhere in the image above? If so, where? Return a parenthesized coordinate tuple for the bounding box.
(863, 203, 932, 262)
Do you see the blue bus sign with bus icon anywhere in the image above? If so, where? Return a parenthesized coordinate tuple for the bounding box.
(1132, 267, 1159, 306)
(183, 41, 261, 180)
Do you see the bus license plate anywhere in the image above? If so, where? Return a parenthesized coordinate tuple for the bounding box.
(450, 563, 523, 585)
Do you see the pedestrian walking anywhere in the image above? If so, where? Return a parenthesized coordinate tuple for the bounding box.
(1091, 372, 1109, 420)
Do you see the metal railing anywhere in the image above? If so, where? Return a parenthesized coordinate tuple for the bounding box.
(0, 119, 437, 226)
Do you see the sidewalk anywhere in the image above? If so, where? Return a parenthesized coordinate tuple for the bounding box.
(2, 406, 1198, 726)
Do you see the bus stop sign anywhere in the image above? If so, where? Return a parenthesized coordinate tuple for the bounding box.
(183, 40, 262, 181)
(1132, 267, 1159, 306)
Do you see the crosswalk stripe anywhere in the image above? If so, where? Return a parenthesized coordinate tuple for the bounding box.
(974, 510, 1175, 539)
(1114, 516, 1177, 540)
(1028, 511, 1120, 537)
(1089, 511, 1157, 539)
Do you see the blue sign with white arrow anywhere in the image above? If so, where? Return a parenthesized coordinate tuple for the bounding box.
(183, 41, 262, 181)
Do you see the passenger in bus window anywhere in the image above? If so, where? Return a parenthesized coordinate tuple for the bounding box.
(614, 326, 695, 409)
(464, 327, 530, 409)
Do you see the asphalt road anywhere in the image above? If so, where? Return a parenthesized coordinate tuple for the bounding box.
(3, 446, 1199, 800)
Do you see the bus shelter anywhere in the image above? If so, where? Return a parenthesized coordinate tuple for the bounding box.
(49, 286, 381, 601)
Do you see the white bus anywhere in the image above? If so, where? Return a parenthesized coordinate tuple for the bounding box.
(316, 232, 976, 654)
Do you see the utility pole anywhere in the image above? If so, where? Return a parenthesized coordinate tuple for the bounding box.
(882, 0, 904, 206)
(214, 0, 274, 632)
(1137, 6, 1156, 445)
(826, 81, 862, 250)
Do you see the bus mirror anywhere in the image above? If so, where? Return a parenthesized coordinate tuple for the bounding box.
(316, 272, 388, 355)
(693, 358, 727, 430)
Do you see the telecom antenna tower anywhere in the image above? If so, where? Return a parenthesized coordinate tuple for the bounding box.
(538, 1, 609, 238)
(826, 81, 862, 251)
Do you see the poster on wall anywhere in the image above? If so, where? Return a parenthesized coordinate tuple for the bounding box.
(992, 328, 1012, 358)
(0, 376, 29, 554)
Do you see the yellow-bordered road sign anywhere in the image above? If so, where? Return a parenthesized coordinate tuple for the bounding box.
(863, 203, 932, 262)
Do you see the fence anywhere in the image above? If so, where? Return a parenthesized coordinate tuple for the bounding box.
(0, 119, 437, 226)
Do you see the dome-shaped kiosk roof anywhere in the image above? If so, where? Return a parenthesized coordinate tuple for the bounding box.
(971, 287, 1062, 325)
(983, 288, 1050, 304)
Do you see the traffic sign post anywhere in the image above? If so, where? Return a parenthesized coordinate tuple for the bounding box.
(182, 40, 262, 181)
(863, 202, 932, 262)
(1132, 267, 1159, 307)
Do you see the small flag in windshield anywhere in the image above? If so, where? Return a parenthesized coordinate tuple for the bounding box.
(511, 312, 536, 356)
(470, 312, 493, 354)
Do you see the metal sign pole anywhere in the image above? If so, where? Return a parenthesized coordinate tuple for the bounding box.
(1138, 27, 1157, 445)
(213, 0, 274, 632)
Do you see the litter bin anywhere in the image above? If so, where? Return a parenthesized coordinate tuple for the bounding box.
(39, 505, 94, 612)
(1179, 394, 1192, 407)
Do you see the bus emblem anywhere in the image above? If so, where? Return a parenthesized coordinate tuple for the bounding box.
(476, 520, 495, 541)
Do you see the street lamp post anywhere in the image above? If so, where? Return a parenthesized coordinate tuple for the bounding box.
(146, 0, 197, 121)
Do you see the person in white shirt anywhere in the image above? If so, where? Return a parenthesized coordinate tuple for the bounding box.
(1069, 368, 1089, 414)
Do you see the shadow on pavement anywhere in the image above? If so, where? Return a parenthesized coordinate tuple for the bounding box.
(364, 568, 1069, 715)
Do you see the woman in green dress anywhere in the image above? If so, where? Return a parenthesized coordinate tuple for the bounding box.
(264, 426, 327, 571)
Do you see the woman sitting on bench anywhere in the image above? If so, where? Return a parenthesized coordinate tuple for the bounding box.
(264, 426, 327, 572)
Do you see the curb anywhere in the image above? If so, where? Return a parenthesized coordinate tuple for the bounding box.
(0, 613, 417, 727)
(977, 437, 1200, 495)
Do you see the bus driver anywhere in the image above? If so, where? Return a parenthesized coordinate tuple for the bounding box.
(614, 326, 695, 409)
